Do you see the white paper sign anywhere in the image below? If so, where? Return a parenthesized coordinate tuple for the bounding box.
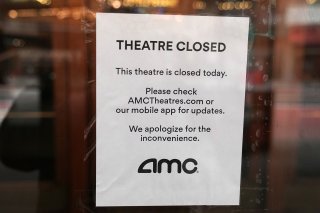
(96, 13, 249, 206)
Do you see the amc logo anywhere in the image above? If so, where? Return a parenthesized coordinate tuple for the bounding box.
(138, 158, 198, 174)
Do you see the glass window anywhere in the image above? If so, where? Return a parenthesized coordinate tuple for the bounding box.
(0, 0, 320, 212)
